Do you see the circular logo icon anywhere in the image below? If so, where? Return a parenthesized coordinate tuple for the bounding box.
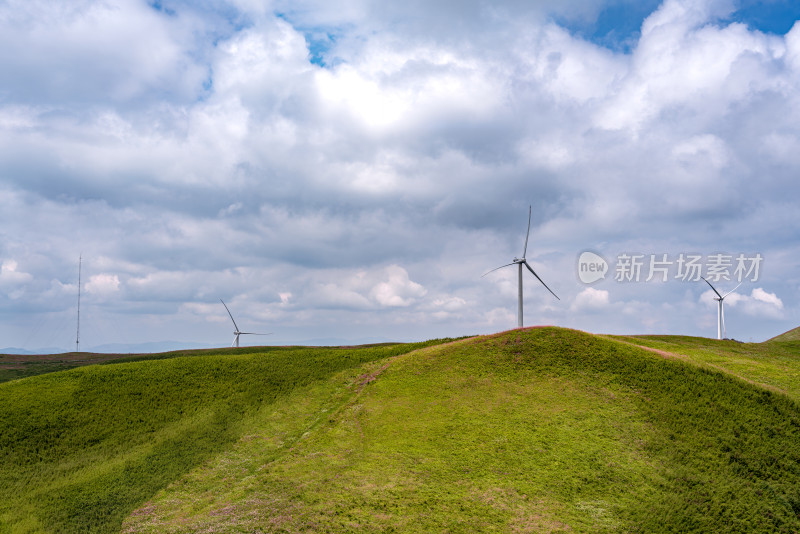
(577, 251, 608, 284)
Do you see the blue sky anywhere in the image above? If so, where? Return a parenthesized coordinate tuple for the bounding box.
(560, 0, 800, 51)
(1, 0, 799, 351)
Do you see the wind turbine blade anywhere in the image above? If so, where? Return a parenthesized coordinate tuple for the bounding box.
(239, 332, 273, 336)
(523, 261, 560, 300)
(482, 263, 515, 277)
(220, 299, 240, 332)
(700, 276, 722, 299)
(722, 282, 742, 300)
(522, 205, 532, 258)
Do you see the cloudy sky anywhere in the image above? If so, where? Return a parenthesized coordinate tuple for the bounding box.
(2, 0, 799, 351)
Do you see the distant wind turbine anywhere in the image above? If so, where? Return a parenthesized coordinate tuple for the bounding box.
(483, 205, 560, 328)
(76, 254, 82, 353)
(700, 277, 742, 340)
(220, 299, 271, 347)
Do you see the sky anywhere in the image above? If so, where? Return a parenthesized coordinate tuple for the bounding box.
(2, 0, 800, 351)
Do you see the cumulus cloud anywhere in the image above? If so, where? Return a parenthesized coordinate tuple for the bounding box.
(0, 0, 209, 105)
(84, 274, 121, 297)
(311, 265, 426, 310)
(727, 288, 785, 319)
(0, 260, 33, 299)
(1, 0, 798, 348)
(370, 265, 427, 307)
(571, 287, 610, 311)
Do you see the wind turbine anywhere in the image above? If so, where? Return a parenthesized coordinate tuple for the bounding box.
(220, 299, 271, 347)
(76, 254, 82, 353)
(483, 205, 560, 328)
(700, 277, 742, 340)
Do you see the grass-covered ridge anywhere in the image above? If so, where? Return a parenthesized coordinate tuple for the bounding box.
(0, 345, 311, 385)
(610, 334, 800, 401)
(769, 325, 800, 342)
(0, 340, 453, 533)
(3, 330, 800, 532)
(125, 328, 800, 533)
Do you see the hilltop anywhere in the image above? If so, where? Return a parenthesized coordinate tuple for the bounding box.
(768, 325, 800, 342)
(1, 329, 799, 532)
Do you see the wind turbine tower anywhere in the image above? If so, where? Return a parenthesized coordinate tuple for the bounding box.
(483, 206, 560, 328)
(76, 254, 82, 353)
(220, 299, 271, 347)
(701, 276, 742, 340)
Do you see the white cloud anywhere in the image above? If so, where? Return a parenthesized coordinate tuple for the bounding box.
(316, 281, 374, 310)
(571, 287, 610, 311)
(595, 0, 786, 132)
(369, 265, 427, 307)
(310, 265, 427, 310)
(431, 296, 467, 312)
(0, 260, 33, 298)
(0, 260, 31, 282)
(727, 288, 785, 319)
(485, 307, 516, 326)
(1, 0, 800, 347)
(0, 0, 207, 104)
(751, 288, 783, 308)
(84, 274, 120, 296)
(672, 134, 730, 169)
(701, 287, 784, 320)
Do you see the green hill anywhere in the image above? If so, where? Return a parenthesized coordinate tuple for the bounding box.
(0, 341, 451, 533)
(2, 329, 800, 532)
(608, 334, 800, 402)
(768, 325, 800, 343)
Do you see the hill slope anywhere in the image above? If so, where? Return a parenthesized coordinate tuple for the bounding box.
(609, 334, 800, 402)
(769, 325, 800, 342)
(122, 328, 800, 533)
(0, 341, 449, 533)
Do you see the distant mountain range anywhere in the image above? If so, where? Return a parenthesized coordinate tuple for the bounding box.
(0, 346, 68, 355)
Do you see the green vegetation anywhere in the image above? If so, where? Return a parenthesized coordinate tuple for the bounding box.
(0, 346, 302, 385)
(0, 352, 122, 384)
(610, 334, 800, 401)
(769, 325, 800, 342)
(0, 341, 452, 533)
(124, 328, 800, 533)
(3, 329, 800, 533)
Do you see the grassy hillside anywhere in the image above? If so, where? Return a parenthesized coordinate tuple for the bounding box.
(0, 341, 451, 533)
(0, 351, 132, 384)
(0, 346, 296, 384)
(769, 326, 800, 342)
(122, 328, 800, 533)
(3, 330, 800, 533)
(610, 335, 800, 402)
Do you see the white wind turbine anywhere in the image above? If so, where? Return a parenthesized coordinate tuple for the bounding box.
(220, 299, 271, 347)
(700, 277, 742, 340)
(483, 206, 560, 328)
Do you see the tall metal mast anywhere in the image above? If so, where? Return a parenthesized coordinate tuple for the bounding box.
(76, 254, 81, 352)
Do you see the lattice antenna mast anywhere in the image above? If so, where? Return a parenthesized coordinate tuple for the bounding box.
(76, 254, 81, 352)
